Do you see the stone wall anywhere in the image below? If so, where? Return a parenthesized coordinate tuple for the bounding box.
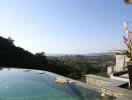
(114, 54, 129, 72)
(101, 87, 123, 97)
(85, 75, 111, 90)
(85, 74, 130, 98)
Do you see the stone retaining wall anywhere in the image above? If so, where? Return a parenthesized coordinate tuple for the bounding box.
(85, 74, 131, 98)
(85, 75, 111, 90)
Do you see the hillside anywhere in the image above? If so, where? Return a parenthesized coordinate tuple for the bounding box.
(0, 36, 47, 69)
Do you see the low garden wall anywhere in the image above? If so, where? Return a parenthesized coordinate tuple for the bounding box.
(85, 74, 132, 99)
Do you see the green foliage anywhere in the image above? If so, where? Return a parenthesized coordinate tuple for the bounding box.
(48, 55, 115, 79)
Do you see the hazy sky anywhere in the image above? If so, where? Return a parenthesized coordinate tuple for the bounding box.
(0, 0, 132, 54)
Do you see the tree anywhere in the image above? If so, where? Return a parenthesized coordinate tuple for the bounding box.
(7, 37, 14, 44)
(35, 52, 47, 64)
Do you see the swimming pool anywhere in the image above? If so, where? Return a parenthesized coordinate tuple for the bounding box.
(0, 68, 112, 100)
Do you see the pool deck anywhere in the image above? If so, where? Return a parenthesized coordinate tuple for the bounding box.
(85, 74, 132, 100)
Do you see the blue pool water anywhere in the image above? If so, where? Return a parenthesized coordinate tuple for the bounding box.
(0, 68, 112, 100)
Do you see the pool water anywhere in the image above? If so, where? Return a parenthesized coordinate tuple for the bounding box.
(0, 68, 112, 100)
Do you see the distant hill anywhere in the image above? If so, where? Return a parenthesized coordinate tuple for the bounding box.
(46, 53, 67, 57)
(85, 52, 113, 56)
(46, 52, 113, 57)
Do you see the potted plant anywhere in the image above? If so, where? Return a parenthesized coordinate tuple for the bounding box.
(123, 21, 132, 88)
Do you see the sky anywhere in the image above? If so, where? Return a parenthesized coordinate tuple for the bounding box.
(0, 0, 132, 54)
